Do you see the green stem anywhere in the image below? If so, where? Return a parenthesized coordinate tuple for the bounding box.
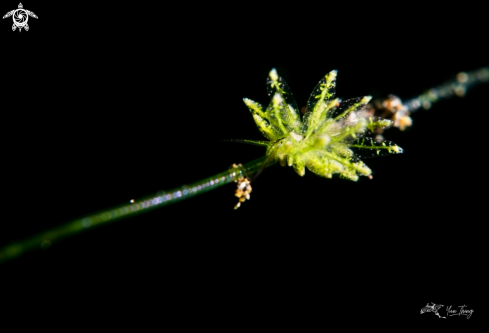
(0, 156, 274, 265)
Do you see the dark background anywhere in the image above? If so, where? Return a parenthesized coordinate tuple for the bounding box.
(1, 1, 485, 325)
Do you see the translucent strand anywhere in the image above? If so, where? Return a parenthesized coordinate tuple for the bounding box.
(404, 66, 489, 112)
(0, 156, 274, 265)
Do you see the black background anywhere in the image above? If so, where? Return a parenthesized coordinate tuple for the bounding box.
(0, 1, 485, 326)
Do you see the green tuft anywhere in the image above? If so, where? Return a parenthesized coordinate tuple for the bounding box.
(239, 69, 403, 181)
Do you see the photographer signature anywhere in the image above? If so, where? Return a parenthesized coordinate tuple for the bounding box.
(446, 305, 474, 319)
(421, 303, 474, 319)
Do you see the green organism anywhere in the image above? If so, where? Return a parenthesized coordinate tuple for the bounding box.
(238, 69, 403, 181)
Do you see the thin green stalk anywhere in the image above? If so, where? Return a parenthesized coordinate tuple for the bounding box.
(0, 156, 274, 265)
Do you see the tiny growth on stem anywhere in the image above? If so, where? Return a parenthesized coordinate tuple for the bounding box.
(231, 163, 252, 209)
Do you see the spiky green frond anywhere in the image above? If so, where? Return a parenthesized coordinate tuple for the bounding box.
(303, 70, 338, 137)
(222, 139, 271, 147)
(243, 69, 305, 140)
(243, 98, 283, 140)
(349, 138, 403, 157)
(365, 116, 393, 132)
(332, 96, 372, 121)
(266, 69, 303, 134)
